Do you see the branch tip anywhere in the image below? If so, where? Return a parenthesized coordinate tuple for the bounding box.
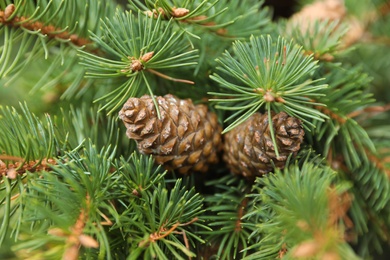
(172, 7, 190, 18)
(0, 5, 91, 47)
(4, 4, 15, 21)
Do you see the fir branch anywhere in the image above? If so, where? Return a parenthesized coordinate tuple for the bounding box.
(366, 146, 390, 178)
(53, 104, 131, 158)
(191, 0, 271, 39)
(12, 144, 118, 259)
(283, 19, 349, 61)
(114, 152, 167, 197)
(0, 0, 117, 95)
(202, 175, 257, 259)
(0, 103, 58, 164)
(0, 156, 54, 179)
(210, 35, 328, 133)
(348, 158, 390, 212)
(319, 142, 390, 256)
(0, 4, 90, 47)
(131, 0, 271, 39)
(116, 179, 206, 259)
(0, 103, 61, 249)
(244, 161, 358, 260)
(104, 153, 207, 259)
(307, 63, 376, 169)
(60, 195, 99, 260)
(130, 0, 222, 23)
(339, 163, 390, 257)
(78, 10, 198, 113)
(348, 103, 390, 120)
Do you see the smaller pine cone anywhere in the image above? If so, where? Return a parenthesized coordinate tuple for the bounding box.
(119, 94, 222, 174)
(223, 112, 304, 179)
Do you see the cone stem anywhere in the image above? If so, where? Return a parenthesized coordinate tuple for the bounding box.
(267, 104, 280, 158)
(147, 69, 195, 84)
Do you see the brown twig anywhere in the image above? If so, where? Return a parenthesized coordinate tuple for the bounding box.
(62, 194, 99, 260)
(139, 217, 199, 248)
(0, 156, 55, 179)
(311, 101, 347, 124)
(235, 197, 249, 232)
(150, 222, 181, 242)
(365, 148, 390, 178)
(327, 188, 353, 230)
(180, 230, 191, 260)
(311, 100, 390, 178)
(292, 188, 353, 259)
(147, 68, 195, 84)
(278, 243, 288, 258)
(144, 6, 229, 36)
(0, 4, 90, 46)
(347, 103, 390, 119)
(304, 50, 335, 62)
(99, 211, 113, 226)
(179, 217, 199, 227)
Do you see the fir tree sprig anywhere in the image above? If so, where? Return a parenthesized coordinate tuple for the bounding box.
(129, 0, 223, 23)
(1, 0, 390, 259)
(129, 0, 272, 41)
(114, 179, 206, 259)
(0, 103, 59, 249)
(202, 175, 258, 259)
(0, 103, 57, 167)
(114, 152, 167, 198)
(334, 146, 390, 257)
(53, 104, 133, 158)
(0, 0, 117, 95)
(78, 10, 198, 114)
(198, 0, 272, 39)
(86, 152, 208, 259)
(244, 161, 358, 260)
(12, 144, 117, 259)
(210, 35, 328, 134)
(307, 63, 375, 169)
(282, 19, 349, 61)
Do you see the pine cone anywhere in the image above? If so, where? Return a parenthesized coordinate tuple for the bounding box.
(119, 94, 222, 174)
(223, 112, 304, 179)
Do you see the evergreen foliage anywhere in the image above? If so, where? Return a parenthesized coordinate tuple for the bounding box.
(245, 159, 357, 260)
(1, 0, 390, 259)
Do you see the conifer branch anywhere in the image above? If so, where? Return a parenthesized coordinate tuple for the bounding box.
(0, 4, 90, 47)
(144, 217, 199, 245)
(348, 103, 390, 119)
(0, 104, 58, 165)
(61, 195, 99, 260)
(203, 175, 256, 259)
(365, 148, 390, 178)
(283, 19, 348, 61)
(78, 10, 198, 113)
(245, 161, 358, 260)
(210, 35, 328, 133)
(1, 1, 390, 259)
(311, 99, 347, 124)
(133, 0, 271, 39)
(0, 157, 55, 179)
(327, 146, 390, 248)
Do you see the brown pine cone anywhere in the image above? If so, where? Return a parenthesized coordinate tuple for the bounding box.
(223, 112, 304, 179)
(119, 94, 222, 174)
